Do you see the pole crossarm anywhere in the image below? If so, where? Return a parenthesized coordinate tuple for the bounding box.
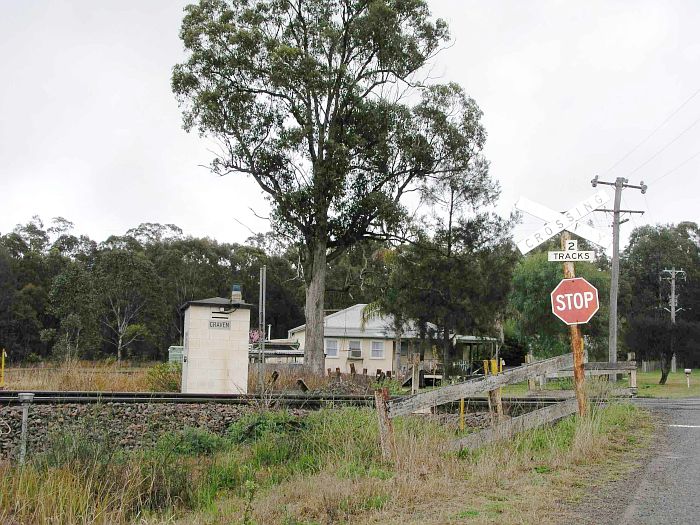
(386, 353, 574, 418)
(595, 209, 645, 214)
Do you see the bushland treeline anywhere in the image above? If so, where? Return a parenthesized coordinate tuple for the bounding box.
(0, 217, 312, 363)
(1, 216, 698, 375)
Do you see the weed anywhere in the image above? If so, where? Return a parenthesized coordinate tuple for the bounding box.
(455, 508, 480, 518)
(146, 362, 182, 392)
(241, 479, 257, 525)
(229, 411, 305, 444)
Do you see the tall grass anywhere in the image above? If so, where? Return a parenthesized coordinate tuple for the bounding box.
(5, 361, 168, 392)
(5, 361, 149, 392)
(0, 401, 648, 525)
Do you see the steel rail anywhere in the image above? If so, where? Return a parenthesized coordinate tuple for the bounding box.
(0, 390, 565, 408)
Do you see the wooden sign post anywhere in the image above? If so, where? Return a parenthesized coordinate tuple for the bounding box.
(559, 232, 587, 416)
(515, 192, 609, 417)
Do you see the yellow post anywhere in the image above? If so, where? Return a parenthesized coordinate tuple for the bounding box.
(459, 398, 465, 432)
(483, 360, 490, 376)
(489, 358, 504, 421)
(0, 348, 6, 389)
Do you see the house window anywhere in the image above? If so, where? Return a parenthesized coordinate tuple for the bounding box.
(348, 340, 362, 359)
(325, 339, 339, 358)
(371, 341, 384, 359)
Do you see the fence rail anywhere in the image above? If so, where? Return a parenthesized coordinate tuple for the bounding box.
(387, 353, 574, 418)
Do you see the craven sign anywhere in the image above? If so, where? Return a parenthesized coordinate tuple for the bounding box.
(550, 277, 599, 325)
(515, 191, 610, 254)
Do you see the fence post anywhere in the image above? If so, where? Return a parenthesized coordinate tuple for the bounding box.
(374, 387, 395, 462)
(488, 359, 504, 422)
(525, 353, 536, 391)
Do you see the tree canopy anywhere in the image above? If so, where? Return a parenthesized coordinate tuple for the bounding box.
(172, 0, 493, 372)
(620, 222, 700, 383)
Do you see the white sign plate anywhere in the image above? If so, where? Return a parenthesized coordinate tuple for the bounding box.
(515, 191, 611, 254)
(548, 251, 596, 262)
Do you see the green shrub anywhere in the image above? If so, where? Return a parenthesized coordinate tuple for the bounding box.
(147, 362, 182, 392)
(228, 410, 305, 443)
(157, 426, 226, 456)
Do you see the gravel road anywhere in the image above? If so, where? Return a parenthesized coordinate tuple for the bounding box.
(578, 398, 700, 525)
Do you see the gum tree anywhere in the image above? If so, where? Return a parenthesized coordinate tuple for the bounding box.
(172, 0, 488, 372)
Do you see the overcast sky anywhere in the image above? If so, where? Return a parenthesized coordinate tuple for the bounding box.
(2, 0, 699, 251)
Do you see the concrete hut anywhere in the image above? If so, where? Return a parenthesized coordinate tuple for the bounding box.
(181, 287, 251, 394)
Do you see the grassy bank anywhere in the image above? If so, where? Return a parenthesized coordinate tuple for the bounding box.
(0, 400, 650, 524)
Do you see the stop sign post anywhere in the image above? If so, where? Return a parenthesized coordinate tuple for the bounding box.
(551, 278, 599, 325)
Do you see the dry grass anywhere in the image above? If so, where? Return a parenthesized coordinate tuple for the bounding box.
(4, 361, 152, 392)
(0, 461, 138, 524)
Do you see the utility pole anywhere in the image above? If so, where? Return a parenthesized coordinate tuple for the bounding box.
(662, 267, 686, 373)
(662, 267, 686, 324)
(258, 265, 267, 394)
(591, 176, 647, 379)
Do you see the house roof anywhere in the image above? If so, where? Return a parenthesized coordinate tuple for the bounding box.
(288, 304, 430, 340)
(181, 297, 253, 310)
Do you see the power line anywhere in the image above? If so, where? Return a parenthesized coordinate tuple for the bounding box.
(648, 148, 700, 185)
(626, 114, 700, 177)
(603, 86, 700, 175)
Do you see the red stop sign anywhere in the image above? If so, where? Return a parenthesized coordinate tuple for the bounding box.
(550, 277, 599, 325)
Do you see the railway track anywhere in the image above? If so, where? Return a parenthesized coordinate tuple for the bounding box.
(0, 390, 565, 409)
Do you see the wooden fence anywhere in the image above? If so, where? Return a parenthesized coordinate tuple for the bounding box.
(375, 354, 635, 460)
(386, 353, 574, 419)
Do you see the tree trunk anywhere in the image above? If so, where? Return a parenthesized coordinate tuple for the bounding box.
(117, 334, 123, 366)
(304, 240, 327, 375)
(659, 352, 670, 385)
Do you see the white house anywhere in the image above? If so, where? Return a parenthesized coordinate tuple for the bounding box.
(288, 304, 439, 376)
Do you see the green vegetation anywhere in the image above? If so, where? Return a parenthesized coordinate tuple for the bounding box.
(0, 403, 652, 524)
(146, 362, 182, 392)
(620, 223, 700, 383)
(628, 370, 700, 398)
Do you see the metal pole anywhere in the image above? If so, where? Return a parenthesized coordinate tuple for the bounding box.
(258, 267, 263, 392)
(18, 392, 34, 466)
(257, 265, 267, 394)
(561, 232, 587, 416)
